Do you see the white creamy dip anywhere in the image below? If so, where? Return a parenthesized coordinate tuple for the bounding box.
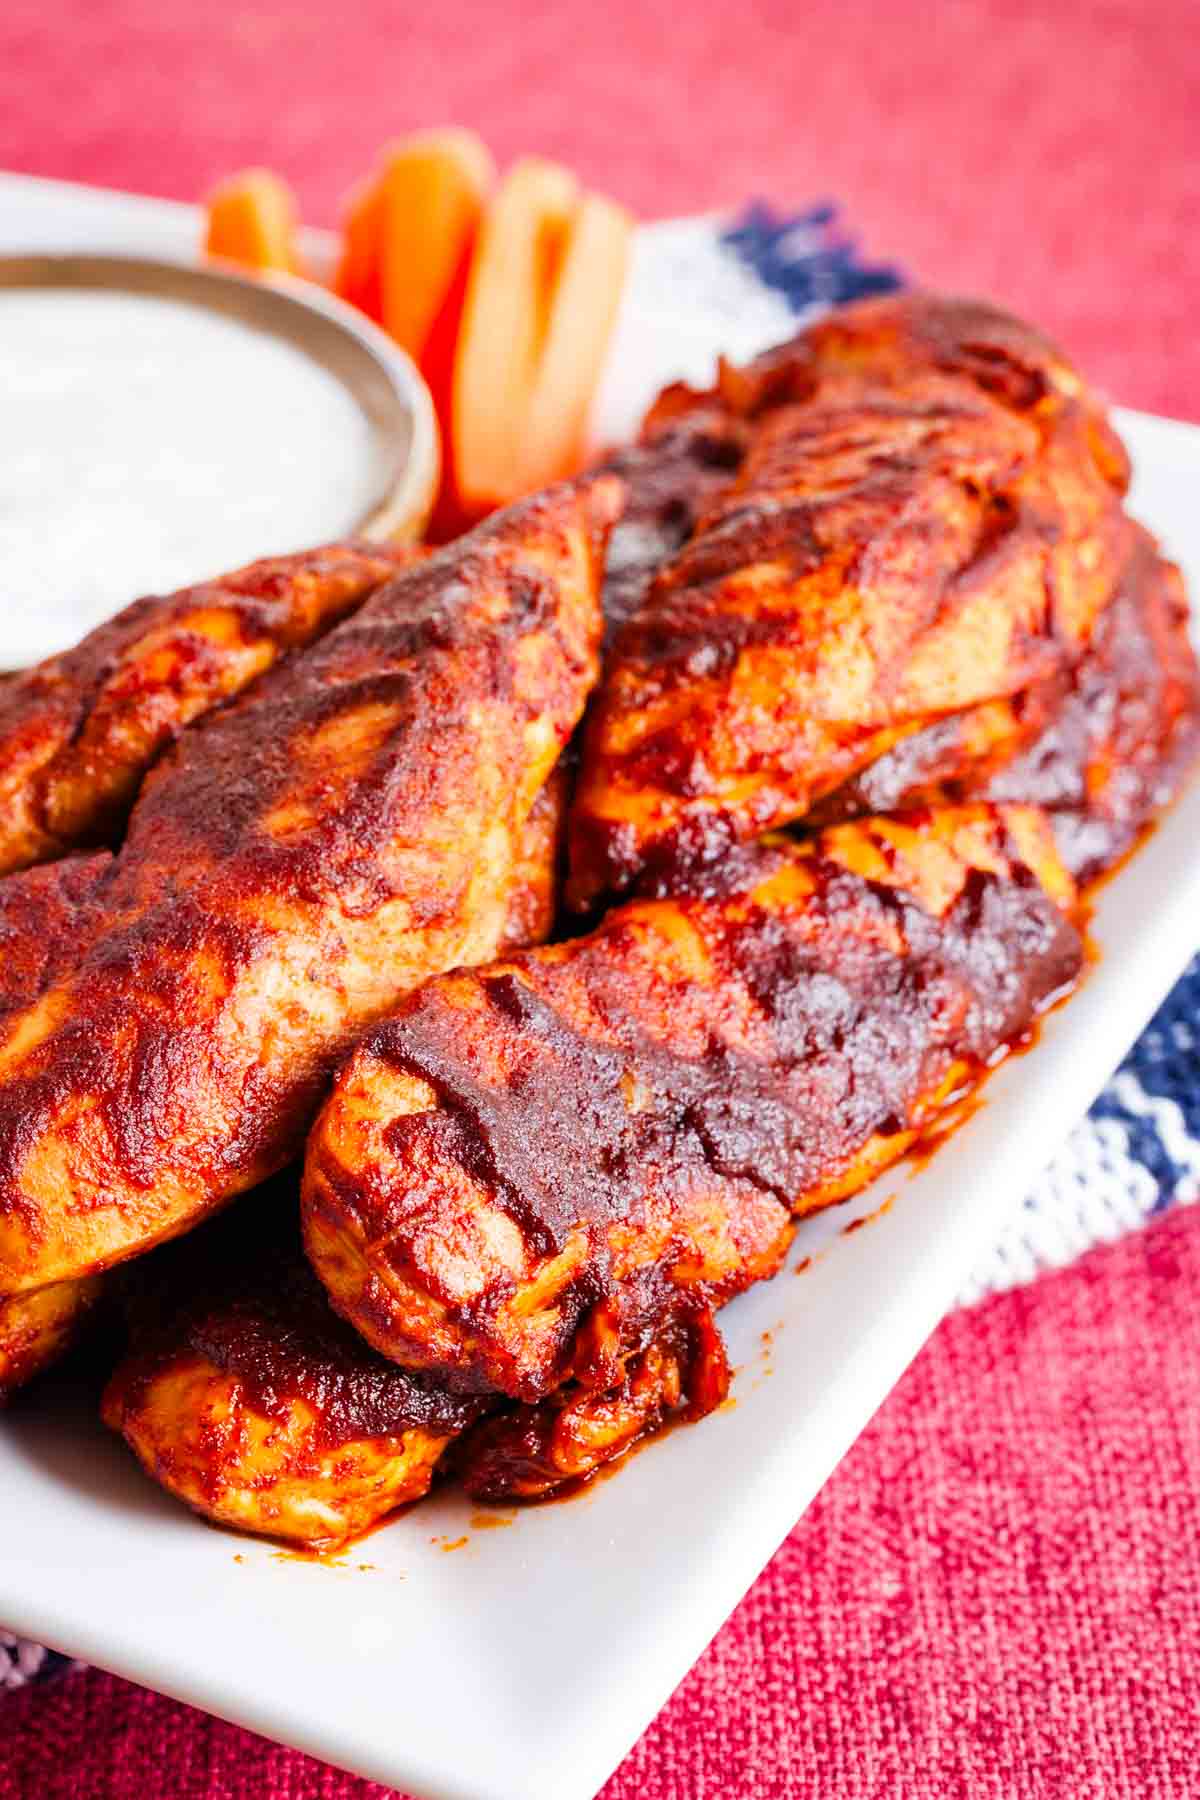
(0, 289, 380, 666)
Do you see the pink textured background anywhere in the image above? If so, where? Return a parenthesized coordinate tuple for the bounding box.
(1, 1, 1199, 1794)
(2, 0, 1198, 419)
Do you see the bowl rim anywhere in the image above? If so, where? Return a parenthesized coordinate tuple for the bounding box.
(0, 250, 441, 546)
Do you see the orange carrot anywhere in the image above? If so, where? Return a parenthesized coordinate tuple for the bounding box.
(332, 174, 387, 320)
(333, 130, 493, 340)
(451, 157, 580, 514)
(329, 138, 630, 527)
(421, 241, 483, 541)
(378, 128, 494, 361)
(204, 170, 304, 276)
(515, 192, 632, 492)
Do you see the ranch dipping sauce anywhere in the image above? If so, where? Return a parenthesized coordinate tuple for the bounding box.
(0, 288, 380, 665)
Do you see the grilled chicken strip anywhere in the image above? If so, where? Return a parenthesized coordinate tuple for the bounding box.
(568, 292, 1133, 907)
(0, 477, 617, 1297)
(103, 1196, 489, 1548)
(457, 1310, 730, 1502)
(101, 767, 574, 1543)
(0, 771, 568, 1402)
(0, 856, 112, 1396)
(304, 805, 1082, 1402)
(809, 527, 1200, 880)
(0, 542, 415, 876)
(104, 1209, 729, 1535)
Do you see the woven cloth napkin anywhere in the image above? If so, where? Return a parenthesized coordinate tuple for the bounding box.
(3, 208, 1198, 1789)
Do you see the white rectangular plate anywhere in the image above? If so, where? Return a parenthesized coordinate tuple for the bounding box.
(1, 175, 1199, 1800)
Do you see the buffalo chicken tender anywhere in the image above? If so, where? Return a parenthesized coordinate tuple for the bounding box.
(568, 292, 1133, 906)
(104, 1202, 489, 1548)
(303, 805, 1082, 1403)
(0, 477, 618, 1297)
(101, 767, 574, 1544)
(809, 526, 1200, 881)
(0, 541, 415, 876)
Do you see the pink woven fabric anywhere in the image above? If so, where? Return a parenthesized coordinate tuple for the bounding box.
(1, 1202, 1198, 1798)
(0, 0, 1197, 419)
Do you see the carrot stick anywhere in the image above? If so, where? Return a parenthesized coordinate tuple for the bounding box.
(515, 192, 632, 492)
(451, 157, 580, 514)
(421, 241, 482, 540)
(204, 170, 304, 276)
(378, 128, 494, 360)
(332, 175, 387, 320)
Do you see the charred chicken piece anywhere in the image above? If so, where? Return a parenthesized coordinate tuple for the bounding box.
(304, 806, 1081, 1403)
(100, 756, 575, 1536)
(809, 527, 1200, 881)
(568, 292, 1133, 907)
(457, 1309, 730, 1502)
(966, 529, 1200, 879)
(103, 1196, 489, 1548)
(0, 478, 617, 1297)
(0, 542, 416, 876)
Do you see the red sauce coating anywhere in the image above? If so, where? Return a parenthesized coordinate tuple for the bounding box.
(567, 293, 1134, 910)
(0, 853, 113, 1012)
(815, 526, 1200, 880)
(372, 841, 1081, 1266)
(118, 1191, 490, 1446)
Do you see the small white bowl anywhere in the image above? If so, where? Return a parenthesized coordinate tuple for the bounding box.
(0, 253, 440, 665)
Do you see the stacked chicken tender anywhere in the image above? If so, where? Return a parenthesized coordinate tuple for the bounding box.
(2, 295, 1196, 1548)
